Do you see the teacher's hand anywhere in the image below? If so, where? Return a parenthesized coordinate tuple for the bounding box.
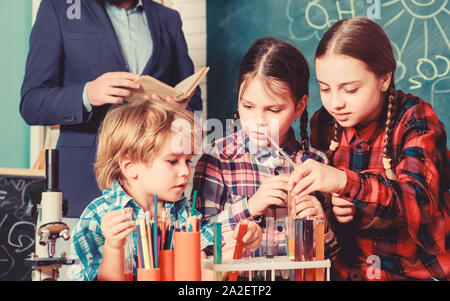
(87, 72, 140, 106)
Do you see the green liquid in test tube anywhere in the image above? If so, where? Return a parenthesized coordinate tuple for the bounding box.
(213, 222, 222, 281)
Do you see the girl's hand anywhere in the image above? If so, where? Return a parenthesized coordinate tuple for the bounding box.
(101, 209, 136, 251)
(233, 221, 262, 252)
(247, 174, 290, 217)
(294, 195, 326, 220)
(332, 195, 356, 223)
(288, 159, 347, 199)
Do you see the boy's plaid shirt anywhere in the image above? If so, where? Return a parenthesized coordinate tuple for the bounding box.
(193, 126, 340, 259)
(310, 90, 450, 280)
(70, 181, 214, 280)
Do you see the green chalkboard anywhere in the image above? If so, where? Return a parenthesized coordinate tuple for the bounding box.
(207, 0, 449, 146)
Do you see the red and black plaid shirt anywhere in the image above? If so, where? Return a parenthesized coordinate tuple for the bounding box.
(311, 90, 450, 280)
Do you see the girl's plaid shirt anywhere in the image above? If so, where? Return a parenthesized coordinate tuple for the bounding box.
(193, 126, 341, 259)
(310, 90, 450, 280)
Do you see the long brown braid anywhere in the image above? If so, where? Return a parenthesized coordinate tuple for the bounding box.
(325, 119, 342, 161)
(382, 87, 398, 180)
(299, 108, 310, 156)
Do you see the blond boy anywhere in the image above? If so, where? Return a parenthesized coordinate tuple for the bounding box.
(71, 100, 262, 281)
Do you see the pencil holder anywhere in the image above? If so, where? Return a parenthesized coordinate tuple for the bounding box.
(159, 249, 174, 281)
(174, 231, 201, 281)
(137, 268, 160, 281)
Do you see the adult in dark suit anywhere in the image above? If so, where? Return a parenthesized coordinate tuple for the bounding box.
(20, 0, 202, 217)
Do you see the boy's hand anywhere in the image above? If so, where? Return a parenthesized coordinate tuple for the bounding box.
(101, 209, 136, 250)
(233, 221, 262, 252)
(288, 159, 347, 199)
(247, 175, 290, 217)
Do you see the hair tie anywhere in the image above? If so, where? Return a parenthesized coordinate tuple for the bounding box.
(382, 156, 397, 180)
(329, 139, 339, 151)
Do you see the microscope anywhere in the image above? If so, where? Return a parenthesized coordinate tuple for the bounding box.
(25, 149, 76, 281)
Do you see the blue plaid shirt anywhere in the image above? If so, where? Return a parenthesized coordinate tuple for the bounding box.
(70, 181, 214, 281)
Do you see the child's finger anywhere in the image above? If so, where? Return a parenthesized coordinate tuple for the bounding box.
(294, 199, 315, 214)
(266, 196, 286, 208)
(102, 209, 130, 226)
(266, 180, 290, 191)
(288, 165, 311, 190)
(266, 188, 287, 203)
(291, 175, 315, 199)
(267, 174, 290, 183)
(109, 220, 136, 237)
(242, 228, 262, 251)
(332, 197, 354, 206)
(241, 222, 257, 242)
(114, 223, 136, 241)
(296, 207, 318, 219)
(336, 215, 354, 223)
(332, 205, 354, 216)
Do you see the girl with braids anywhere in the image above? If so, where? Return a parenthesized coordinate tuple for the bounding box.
(193, 37, 339, 268)
(291, 17, 450, 280)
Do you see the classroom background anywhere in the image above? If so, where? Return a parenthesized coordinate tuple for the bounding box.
(0, 0, 449, 281)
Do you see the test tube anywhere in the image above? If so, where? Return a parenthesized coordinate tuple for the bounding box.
(124, 233, 135, 281)
(315, 217, 325, 281)
(213, 222, 222, 281)
(294, 218, 304, 281)
(285, 216, 295, 261)
(265, 216, 275, 258)
(303, 216, 315, 281)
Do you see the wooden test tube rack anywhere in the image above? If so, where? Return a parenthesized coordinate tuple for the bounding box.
(201, 256, 331, 281)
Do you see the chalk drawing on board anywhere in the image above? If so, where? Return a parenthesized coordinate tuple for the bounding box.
(286, 0, 370, 42)
(8, 221, 35, 254)
(382, 0, 449, 91)
(0, 245, 14, 277)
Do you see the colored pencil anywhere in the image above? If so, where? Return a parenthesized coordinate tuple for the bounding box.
(191, 190, 198, 216)
(153, 194, 158, 268)
(138, 218, 151, 269)
(135, 224, 144, 269)
(145, 212, 154, 269)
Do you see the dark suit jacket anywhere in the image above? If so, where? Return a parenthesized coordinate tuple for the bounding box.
(20, 0, 202, 217)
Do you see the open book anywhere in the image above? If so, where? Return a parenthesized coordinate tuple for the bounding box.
(126, 67, 209, 103)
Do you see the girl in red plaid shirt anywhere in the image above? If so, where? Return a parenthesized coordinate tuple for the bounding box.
(193, 38, 340, 278)
(290, 17, 450, 280)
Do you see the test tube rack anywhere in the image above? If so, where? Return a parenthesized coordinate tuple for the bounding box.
(201, 256, 330, 281)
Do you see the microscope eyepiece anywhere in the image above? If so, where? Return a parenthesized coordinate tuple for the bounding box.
(45, 149, 60, 192)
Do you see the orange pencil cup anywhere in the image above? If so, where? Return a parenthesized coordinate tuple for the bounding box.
(159, 250, 174, 281)
(174, 231, 201, 281)
(137, 268, 160, 281)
